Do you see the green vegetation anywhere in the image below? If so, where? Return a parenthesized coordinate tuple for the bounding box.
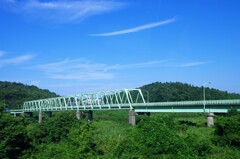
(0, 103, 30, 159)
(1, 81, 240, 158)
(0, 81, 58, 109)
(1, 108, 240, 158)
(214, 111, 240, 147)
(139, 82, 240, 102)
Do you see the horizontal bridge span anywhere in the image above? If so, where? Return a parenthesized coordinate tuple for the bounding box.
(134, 99, 240, 107)
(133, 99, 240, 113)
(9, 88, 240, 114)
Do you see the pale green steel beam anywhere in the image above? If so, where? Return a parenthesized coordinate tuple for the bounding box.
(133, 99, 240, 107)
(133, 100, 240, 113)
(11, 100, 240, 114)
(18, 89, 144, 113)
(9, 88, 240, 114)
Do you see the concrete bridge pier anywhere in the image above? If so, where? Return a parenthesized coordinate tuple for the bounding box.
(48, 111, 52, 118)
(88, 110, 93, 122)
(207, 113, 214, 127)
(76, 111, 81, 120)
(76, 111, 85, 120)
(29, 112, 33, 117)
(38, 112, 43, 124)
(129, 110, 136, 126)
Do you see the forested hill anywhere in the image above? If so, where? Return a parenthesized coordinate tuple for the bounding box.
(139, 82, 240, 102)
(0, 81, 58, 109)
(1, 81, 240, 108)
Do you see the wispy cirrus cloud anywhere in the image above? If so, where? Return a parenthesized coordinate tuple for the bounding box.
(103, 61, 164, 71)
(37, 59, 113, 80)
(36, 58, 166, 81)
(1, 54, 34, 64)
(0, 51, 34, 67)
(1, 0, 126, 23)
(0, 50, 5, 57)
(89, 17, 176, 36)
(36, 58, 210, 81)
(178, 61, 210, 67)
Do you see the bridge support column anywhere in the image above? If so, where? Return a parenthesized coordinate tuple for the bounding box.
(88, 110, 93, 122)
(39, 112, 43, 124)
(207, 113, 214, 127)
(76, 111, 84, 120)
(48, 111, 52, 118)
(29, 112, 33, 117)
(76, 110, 81, 120)
(129, 110, 136, 126)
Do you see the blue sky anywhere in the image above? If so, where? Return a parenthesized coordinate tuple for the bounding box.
(0, 0, 240, 95)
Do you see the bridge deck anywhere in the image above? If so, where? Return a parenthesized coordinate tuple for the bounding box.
(10, 100, 240, 114)
(9, 89, 240, 114)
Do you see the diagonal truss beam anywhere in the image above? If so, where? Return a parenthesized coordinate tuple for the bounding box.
(21, 89, 145, 112)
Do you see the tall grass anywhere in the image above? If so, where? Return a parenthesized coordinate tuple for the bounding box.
(91, 111, 240, 158)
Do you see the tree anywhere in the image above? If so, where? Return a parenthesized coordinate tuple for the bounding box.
(0, 107, 30, 158)
(0, 81, 58, 109)
(139, 82, 240, 102)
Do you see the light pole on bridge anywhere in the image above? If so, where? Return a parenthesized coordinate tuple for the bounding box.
(203, 82, 211, 113)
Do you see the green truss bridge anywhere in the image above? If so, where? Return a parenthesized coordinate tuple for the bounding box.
(9, 89, 240, 125)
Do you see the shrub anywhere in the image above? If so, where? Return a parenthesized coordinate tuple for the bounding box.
(114, 116, 187, 158)
(214, 115, 240, 147)
(26, 111, 79, 145)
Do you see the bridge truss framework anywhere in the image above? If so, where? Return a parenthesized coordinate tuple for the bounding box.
(9, 89, 240, 115)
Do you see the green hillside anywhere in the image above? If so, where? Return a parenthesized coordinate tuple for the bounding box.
(1, 81, 239, 110)
(0, 81, 58, 109)
(139, 82, 240, 102)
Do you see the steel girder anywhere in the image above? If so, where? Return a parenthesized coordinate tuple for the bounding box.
(9, 88, 240, 114)
(20, 89, 145, 112)
(134, 99, 240, 113)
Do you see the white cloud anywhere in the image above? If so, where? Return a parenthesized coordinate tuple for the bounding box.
(37, 59, 113, 80)
(50, 72, 114, 80)
(178, 62, 209, 67)
(1, 54, 34, 64)
(2, 0, 126, 23)
(90, 17, 176, 36)
(0, 54, 34, 67)
(0, 50, 5, 57)
(36, 58, 166, 81)
(104, 61, 166, 71)
(22, 56, 209, 87)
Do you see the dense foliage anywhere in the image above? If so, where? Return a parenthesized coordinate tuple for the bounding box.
(114, 116, 188, 158)
(140, 82, 240, 102)
(0, 81, 58, 109)
(1, 81, 240, 158)
(25, 112, 98, 159)
(0, 103, 30, 159)
(1, 108, 240, 158)
(214, 110, 240, 147)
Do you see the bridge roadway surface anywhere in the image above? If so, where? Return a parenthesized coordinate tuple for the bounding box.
(10, 89, 240, 115)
